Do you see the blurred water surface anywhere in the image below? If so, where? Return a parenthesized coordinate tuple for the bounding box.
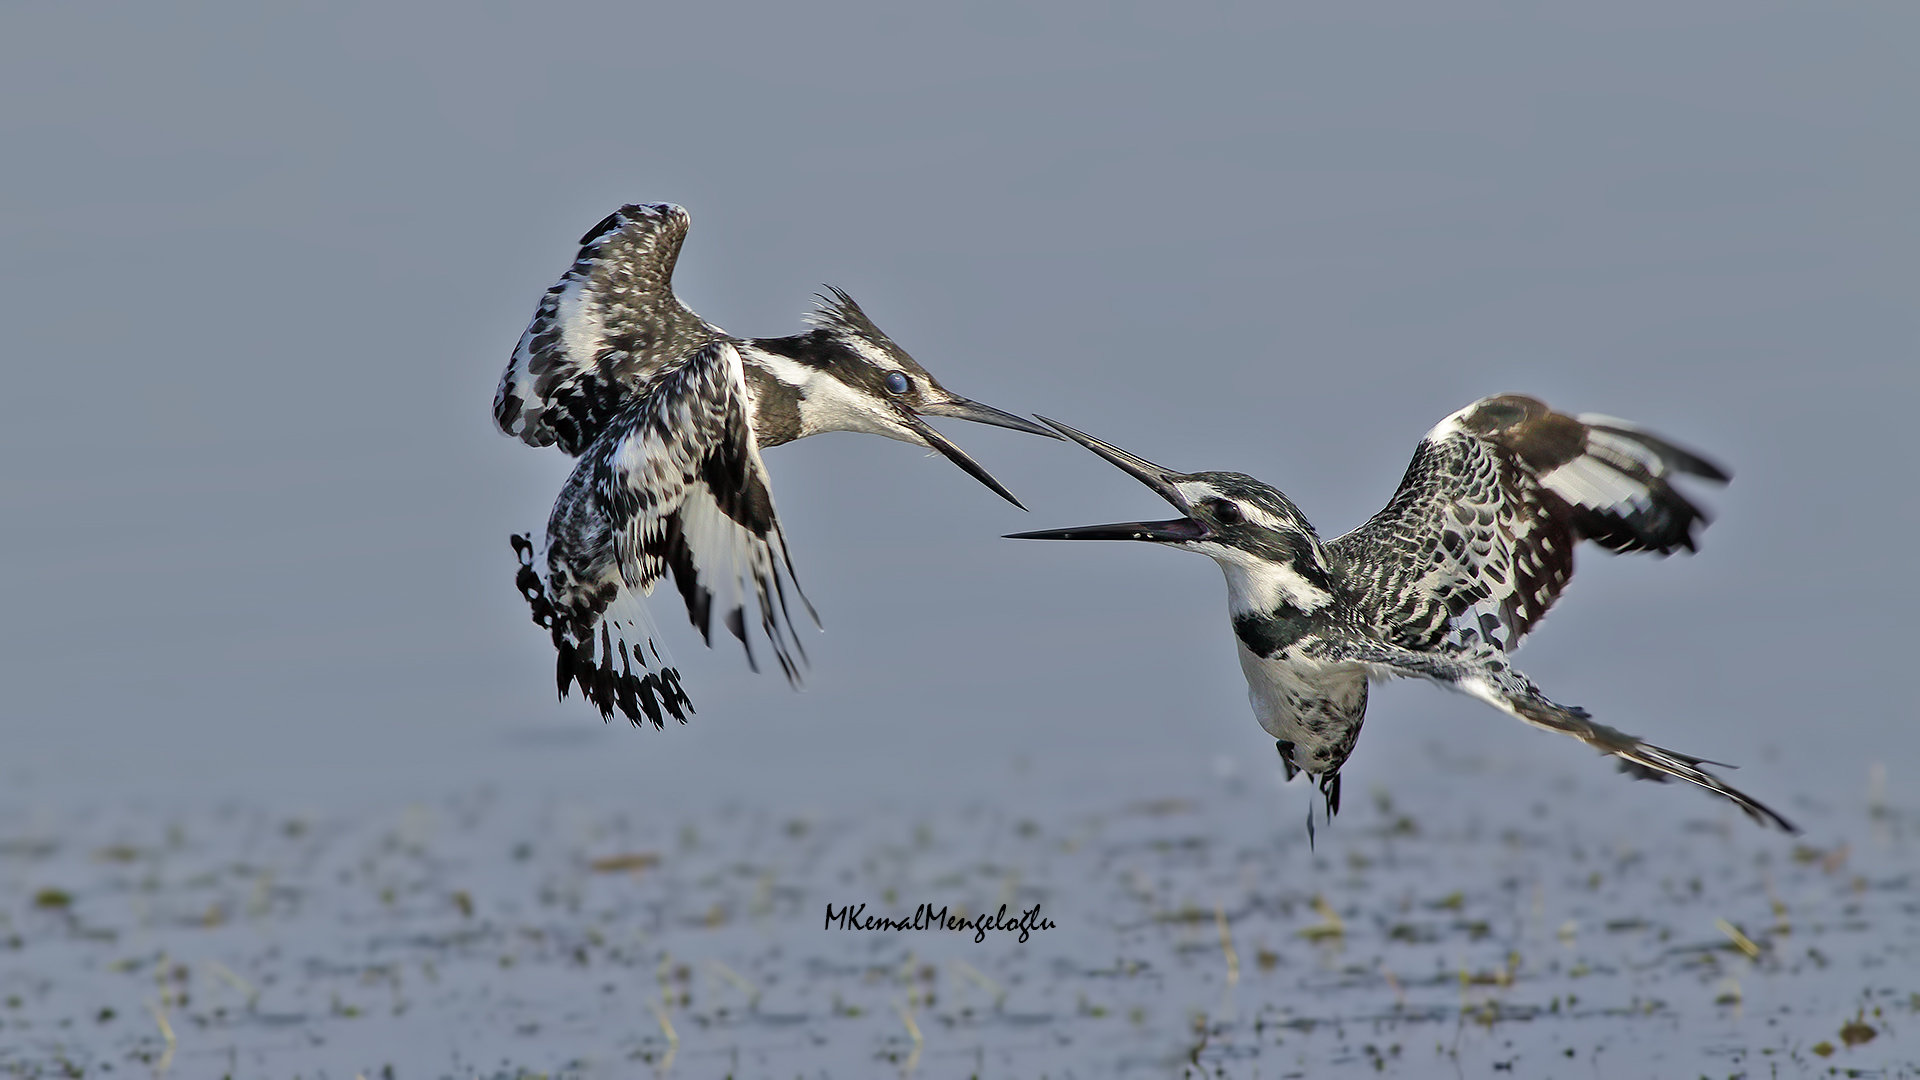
(3, 774, 1916, 1076)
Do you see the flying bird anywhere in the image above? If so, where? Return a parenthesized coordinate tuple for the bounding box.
(494, 203, 1053, 726)
(1009, 398, 1794, 835)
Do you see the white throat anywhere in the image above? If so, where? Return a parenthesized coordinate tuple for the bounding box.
(1207, 547, 1334, 616)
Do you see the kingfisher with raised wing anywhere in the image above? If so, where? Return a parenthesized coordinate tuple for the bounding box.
(1009, 398, 1795, 835)
(494, 203, 1054, 727)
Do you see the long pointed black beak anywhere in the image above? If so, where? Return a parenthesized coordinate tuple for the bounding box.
(898, 411, 1030, 509)
(1006, 517, 1209, 543)
(916, 396, 1063, 439)
(1031, 415, 1188, 503)
(1004, 416, 1206, 543)
(899, 394, 1059, 510)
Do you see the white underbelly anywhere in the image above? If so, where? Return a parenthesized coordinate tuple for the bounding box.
(1236, 643, 1369, 774)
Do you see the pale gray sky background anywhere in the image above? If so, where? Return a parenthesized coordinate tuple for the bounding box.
(2, 3, 1913, 822)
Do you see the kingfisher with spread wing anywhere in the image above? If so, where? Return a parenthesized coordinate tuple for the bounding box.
(1010, 398, 1794, 834)
(495, 203, 1053, 727)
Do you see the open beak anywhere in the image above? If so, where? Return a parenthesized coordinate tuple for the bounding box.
(1004, 415, 1208, 543)
(898, 394, 1060, 510)
(898, 410, 1029, 509)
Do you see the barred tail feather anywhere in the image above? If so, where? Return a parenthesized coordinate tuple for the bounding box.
(511, 534, 693, 729)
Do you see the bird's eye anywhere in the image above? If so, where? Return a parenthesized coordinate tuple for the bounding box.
(1210, 499, 1245, 524)
(884, 371, 912, 395)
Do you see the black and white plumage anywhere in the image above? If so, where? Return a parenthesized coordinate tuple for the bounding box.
(495, 203, 1054, 726)
(1010, 397, 1795, 834)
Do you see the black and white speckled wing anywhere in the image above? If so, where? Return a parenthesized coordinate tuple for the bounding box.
(522, 340, 813, 725)
(494, 204, 722, 456)
(1331, 395, 1728, 653)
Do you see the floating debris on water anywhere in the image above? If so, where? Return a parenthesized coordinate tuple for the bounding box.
(1842, 1011, 1879, 1047)
(1297, 894, 1345, 942)
(1715, 916, 1762, 958)
(585, 851, 659, 874)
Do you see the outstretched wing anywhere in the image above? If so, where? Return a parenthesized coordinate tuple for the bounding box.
(1331, 395, 1728, 653)
(528, 340, 814, 724)
(494, 203, 723, 456)
(1316, 637, 1796, 832)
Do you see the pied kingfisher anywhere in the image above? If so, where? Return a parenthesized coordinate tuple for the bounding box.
(494, 203, 1053, 727)
(1010, 398, 1795, 835)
